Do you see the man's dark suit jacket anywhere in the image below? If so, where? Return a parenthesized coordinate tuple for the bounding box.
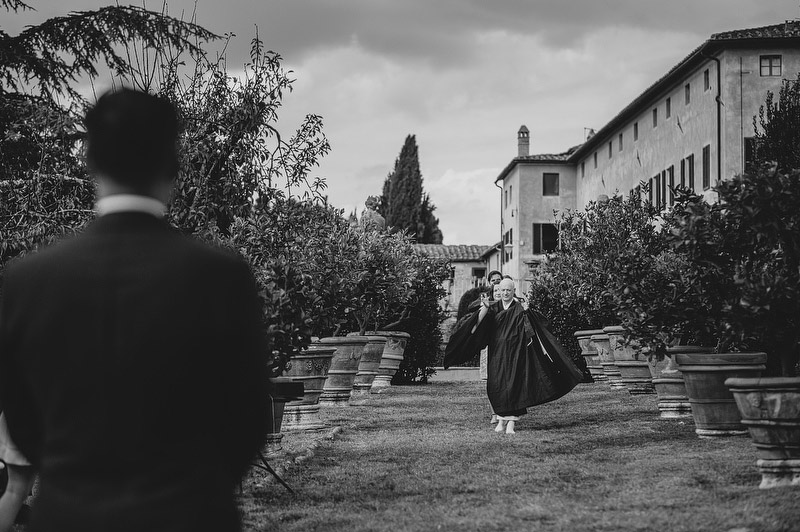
(0, 212, 271, 532)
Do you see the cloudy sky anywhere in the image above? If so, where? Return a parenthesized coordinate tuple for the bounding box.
(7, 1, 799, 244)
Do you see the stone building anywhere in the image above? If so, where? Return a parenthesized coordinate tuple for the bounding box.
(495, 21, 800, 294)
(414, 244, 494, 349)
(414, 244, 491, 316)
(413, 244, 493, 317)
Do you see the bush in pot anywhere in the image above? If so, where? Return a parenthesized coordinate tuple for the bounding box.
(652, 170, 800, 438)
(528, 190, 665, 387)
(389, 250, 451, 384)
(527, 252, 597, 383)
(719, 78, 800, 486)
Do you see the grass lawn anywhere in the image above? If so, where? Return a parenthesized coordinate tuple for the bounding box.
(239, 381, 800, 532)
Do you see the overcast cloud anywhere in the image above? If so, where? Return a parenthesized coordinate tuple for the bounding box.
(6, 1, 799, 243)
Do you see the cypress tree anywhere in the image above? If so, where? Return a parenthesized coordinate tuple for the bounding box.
(379, 134, 443, 243)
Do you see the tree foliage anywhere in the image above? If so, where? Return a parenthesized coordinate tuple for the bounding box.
(0, 3, 453, 381)
(378, 134, 443, 244)
(1, 2, 219, 273)
(0, 1, 216, 100)
(664, 167, 800, 375)
(0, 4, 331, 376)
(753, 75, 800, 172)
(391, 253, 451, 383)
(528, 188, 665, 363)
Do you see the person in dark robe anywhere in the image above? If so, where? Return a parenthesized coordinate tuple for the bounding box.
(444, 279, 583, 434)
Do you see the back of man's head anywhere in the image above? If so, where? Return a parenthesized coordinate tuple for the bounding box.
(85, 88, 179, 191)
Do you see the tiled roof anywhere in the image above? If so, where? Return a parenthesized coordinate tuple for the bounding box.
(711, 20, 800, 40)
(481, 241, 502, 259)
(565, 20, 800, 162)
(414, 244, 491, 262)
(495, 145, 581, 183)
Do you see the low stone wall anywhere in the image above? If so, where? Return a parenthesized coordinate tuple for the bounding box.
(428, 367, 483, 382)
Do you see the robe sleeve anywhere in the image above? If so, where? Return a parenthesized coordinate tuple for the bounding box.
(443, 306, 493, 369)
(526, 308, 584, 384)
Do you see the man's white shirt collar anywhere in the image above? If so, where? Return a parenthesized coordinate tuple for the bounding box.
(95, 194, 167, 218)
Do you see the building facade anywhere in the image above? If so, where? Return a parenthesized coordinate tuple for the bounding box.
(413, 244, 493, 317)
(495, 21, 800, 294)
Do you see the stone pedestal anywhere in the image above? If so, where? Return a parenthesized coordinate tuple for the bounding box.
(369, 331, 410, 390)
(757, 459, 800, 489)
(351, 335, 386, 395)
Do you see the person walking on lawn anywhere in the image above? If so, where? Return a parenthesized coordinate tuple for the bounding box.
(0, 88, 271, 532)
(444, 279, 583, 434)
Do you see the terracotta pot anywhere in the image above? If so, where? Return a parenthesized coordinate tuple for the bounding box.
(590, 333, 615, 386)
(266, 377, 304, 455)
(314, 337, 368, 405)
(604, 325, 653, 395)
(725, 376, 800, 488)
(349, 335, 387, 394)
(675, 352, 767, 438)
(366, 330, 410, 390)
(283, 347, 336, 431)
(648, 346, 711, 419)
(575, 329, 605, 382)
(598, 328, 626, 389)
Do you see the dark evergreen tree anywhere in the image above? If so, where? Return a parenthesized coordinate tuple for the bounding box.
(379, 134, 443, 243)
(419, 193, 443, 244)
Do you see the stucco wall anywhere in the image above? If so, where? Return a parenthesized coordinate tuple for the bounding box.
(501, 162, 576, 293)
(575, 47, 800, 209)
(448, 260, 486, 312)
(576, 60, 718, 207)
(720, 47, 800, 181)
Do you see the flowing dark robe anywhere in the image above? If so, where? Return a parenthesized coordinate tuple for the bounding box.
(444, 300, 583, 415)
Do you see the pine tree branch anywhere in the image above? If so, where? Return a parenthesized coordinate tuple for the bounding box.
(1, 0, 33, 13)
(0, 5, 218, 99)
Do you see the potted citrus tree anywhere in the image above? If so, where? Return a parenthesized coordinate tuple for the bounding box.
(716, 163, 800, 486)
(722, 81, 800, 487)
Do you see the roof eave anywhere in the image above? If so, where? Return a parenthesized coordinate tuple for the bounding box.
(567, 39, 716, 162)
(568, 33, 800, 163)
(494, 157, 571, 183)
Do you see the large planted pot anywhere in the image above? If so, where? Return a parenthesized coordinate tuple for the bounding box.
(595, 330, 624, 389)
(366, 330, 410, 390)
(605, 325, 653, 395)
(675, 352, 767, 438)
(315, 336, 368, 405)
(283, 347, 336, 431)
(725, 377, 800, 489)
(348, 334, 387, 395)
(265, 377, 304, 455)
(575, 329, 605, 382)
(648, 346, 710, 419)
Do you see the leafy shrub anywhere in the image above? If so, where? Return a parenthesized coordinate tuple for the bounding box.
(528, 190, 664, 359)
(392, 252, 451, 383)
(665, 167, 800, 375)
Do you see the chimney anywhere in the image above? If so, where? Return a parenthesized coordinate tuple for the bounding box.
(517, 125, 530, 157)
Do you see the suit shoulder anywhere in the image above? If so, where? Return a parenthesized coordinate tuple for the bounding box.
(2, 233, 84, 282)
(171, 237, 253, 285)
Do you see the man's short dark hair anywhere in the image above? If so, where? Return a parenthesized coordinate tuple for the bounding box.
(85, 88, 179, 189)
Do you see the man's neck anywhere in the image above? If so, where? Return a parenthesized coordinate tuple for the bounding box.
(95, 175, 172, 205)
(95, 194, 167, 218)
